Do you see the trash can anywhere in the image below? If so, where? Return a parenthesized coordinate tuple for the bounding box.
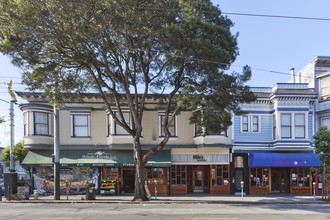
(85, 183, 96, 200)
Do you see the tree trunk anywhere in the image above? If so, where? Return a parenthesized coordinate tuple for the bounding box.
(132, 161, 150, 201)
(132, 138, 150, 201)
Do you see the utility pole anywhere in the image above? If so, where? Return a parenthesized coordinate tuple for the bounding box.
(53, 74, 60, 200)
(6, 79, 17, 172)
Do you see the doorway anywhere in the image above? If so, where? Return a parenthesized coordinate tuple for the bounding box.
(192, 167, 204, 193)
(122, 168, 135, 193)
(271, 168, 289, 193)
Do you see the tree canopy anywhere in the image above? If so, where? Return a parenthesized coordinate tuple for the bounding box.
(1, 140, 27, 167)
(314, 126, 330, 166)
(0, 0, 255, 201)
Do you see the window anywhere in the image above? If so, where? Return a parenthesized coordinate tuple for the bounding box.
(241, 115, 259, 133)
(295, 114, 305, 138)
(71, 113, 90, 137)
(147, 168, 165, 184)
(170, 165, 187, 185)
(24, 112, 28, 136)
(281, 113, 291, 138)
(292, 168, 310, 187)
(31, 111, 51, 136)
(211, 165, 229, 186)
(159, 113, 176, 137)
(114, 111, 130, 135)
(281, 113, 306, 139)
(273, 115, 276, 140)
(250, 168, 269, 187)
(320, 76, 330, 100)
(321, 117, 330, 130)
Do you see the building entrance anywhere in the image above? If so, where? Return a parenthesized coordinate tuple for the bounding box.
(122, 168, 135, 193)
(271, 168, 289, 193)
(192, 167, 204, 193)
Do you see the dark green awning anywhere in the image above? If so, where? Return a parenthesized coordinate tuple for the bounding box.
(22, 150, 171, 167)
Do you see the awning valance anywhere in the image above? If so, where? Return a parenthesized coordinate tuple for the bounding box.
(22, 150, 171, 167)
(249, 152, 321, 167)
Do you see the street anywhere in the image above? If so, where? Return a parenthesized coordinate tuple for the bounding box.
(0, 203, 329, 220)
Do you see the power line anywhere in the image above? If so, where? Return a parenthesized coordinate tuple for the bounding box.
(222, 12, 330, 22)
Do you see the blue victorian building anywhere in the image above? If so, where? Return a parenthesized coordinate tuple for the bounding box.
(231, 83, 320, 195)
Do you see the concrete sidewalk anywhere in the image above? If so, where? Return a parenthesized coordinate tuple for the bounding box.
(1, 193, 329, 204)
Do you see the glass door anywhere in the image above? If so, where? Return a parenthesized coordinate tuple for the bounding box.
(193, 167, 204, 193)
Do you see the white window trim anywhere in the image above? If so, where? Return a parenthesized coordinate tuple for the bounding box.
(240, 115, 260, 133)
(159, 112, 178, 137)
(321, 116, 330, 130)
(26, 110, 52, 136)
(113, 111, 131, 135)
(71, 112, 91, 138)
(280, 112, 307, 140)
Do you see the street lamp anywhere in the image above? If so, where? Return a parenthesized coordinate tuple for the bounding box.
(0, 97, 15, 172)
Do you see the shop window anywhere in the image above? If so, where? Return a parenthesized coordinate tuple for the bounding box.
(147, 168, 165, 184)
(292, 168, 310, 187)
(211, 165, 229, 186)
(170, 165, 186, 185)
(102, 168, 118, 180)
(71, 113, 90, 137)
(250, 168, 269, 187)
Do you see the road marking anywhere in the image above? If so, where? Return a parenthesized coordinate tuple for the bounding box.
(40, 218, 82, 220)
(183, 218, 239, 220)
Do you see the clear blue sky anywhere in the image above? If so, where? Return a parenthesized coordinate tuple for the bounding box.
(1, 0, 330, 146)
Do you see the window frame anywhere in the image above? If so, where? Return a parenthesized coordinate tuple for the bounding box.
(71, 112, 91, 138)
(114, 111, 131, 135)
(241, 115, 260, 133)
(29, 111, 52, 136)
(159, 112, 177, 137)
(280, 112, 307, 139)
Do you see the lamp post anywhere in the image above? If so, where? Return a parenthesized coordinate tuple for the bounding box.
(240, 181, 244, 201)
(313, 182, 316, 201)
(0, 97, 15, 172)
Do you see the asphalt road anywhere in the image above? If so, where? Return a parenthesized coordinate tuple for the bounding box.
(0, 203, 329, 220)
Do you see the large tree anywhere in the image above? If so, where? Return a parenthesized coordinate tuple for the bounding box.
(0, 0, 255, 201)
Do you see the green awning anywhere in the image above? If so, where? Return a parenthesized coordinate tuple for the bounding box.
(22, 150, 171, 167)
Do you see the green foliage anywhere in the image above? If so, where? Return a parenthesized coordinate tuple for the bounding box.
(314, 126, 330, 165)
(0, 0, 255, 200)
(1, 140, 27, 167)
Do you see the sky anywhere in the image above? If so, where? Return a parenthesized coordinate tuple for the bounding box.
(1, 0, 330, 146)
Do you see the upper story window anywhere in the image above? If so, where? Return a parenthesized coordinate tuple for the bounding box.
(34, 112, 51, 135)
(280, 113, 306, 139)
(114, 111, 131, 135)
(194, 123, 228, 137)
(241, 115, 259, 133)
(321, 116, 330, 130)
(273, 115, 276, 140)
(159, 113, 177, 137)
(320, 76, 330, 100)
(71, 113, 90, 137)
(23, 111, 52, 136)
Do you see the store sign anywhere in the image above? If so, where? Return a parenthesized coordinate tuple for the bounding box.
(81, 151, 118, 161)
(192, 154, 206, 161)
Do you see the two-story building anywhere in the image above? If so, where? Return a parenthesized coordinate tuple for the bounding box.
(17, 92, 232, 195)
(231, 83, 320, 195)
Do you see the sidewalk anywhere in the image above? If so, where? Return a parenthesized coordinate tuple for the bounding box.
(1, 193, 329, 204)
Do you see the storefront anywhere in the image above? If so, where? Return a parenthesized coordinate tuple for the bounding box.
(248, 151, 321, 195)
(170, 148, 231, 195)
(22, 149, 171, 195)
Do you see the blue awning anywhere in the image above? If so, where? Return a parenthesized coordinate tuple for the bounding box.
(249, 152, 321, 167)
